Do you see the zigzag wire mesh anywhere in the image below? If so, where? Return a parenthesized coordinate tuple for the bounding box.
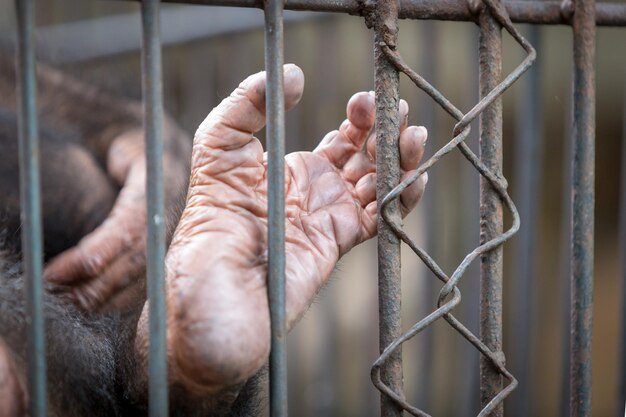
(369, 1, 536, 415)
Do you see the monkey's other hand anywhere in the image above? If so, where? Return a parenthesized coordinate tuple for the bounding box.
(135, 64, 427, 393)
(43, 127, 188, 312)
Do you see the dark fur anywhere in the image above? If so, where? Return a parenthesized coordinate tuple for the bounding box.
(0, 246, 121, 417)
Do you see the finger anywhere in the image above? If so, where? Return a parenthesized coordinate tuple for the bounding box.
(366, 98, 409, 159)
(71, 249, 145, 311)
(400, 171, 428, 217)
(107, 130, 144, 185)
(342, 151, 375, 184)
(346, 91, 376, 134)
(312, 129, 356, 169)
(360, 200, 378, 241)
(313, 92, 375, 168)
(196, 64, 305, 151)
(354, 172, 376, 207)
(400, 126, 427, 171)
(44, 163, 146, 285)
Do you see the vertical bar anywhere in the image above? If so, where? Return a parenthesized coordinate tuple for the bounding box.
(15, 1, 47, 416)
(618, 85, 626, 417)
(374, 0, 402, 415)
(478, 4, 504, 416)
(570, 0, 596, 415)
(264, 0, 287, 415)
(509, 25, 542, 417)
(140, 1, 169, 416)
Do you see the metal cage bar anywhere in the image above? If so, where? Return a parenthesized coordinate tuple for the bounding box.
(264, 0, 288, 415)
(373, 0, 403, 415)
(478, 6, 504, 416)
(140, 1, 170, 416)
(116, 0, 626, 26)
(569, 0, 596, 416)
(14, 1, 47, 416)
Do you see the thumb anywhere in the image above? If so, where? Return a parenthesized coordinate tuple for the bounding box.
(195, 64, 304, 151)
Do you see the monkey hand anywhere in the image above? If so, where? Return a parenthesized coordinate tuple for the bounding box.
(134, 64, 428, 392)
(44, 118, 190, 312)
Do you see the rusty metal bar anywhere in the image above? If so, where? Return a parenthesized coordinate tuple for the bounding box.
(140, 1, 169, 416)
(478, 3, 504, 416)
(14, 1, 47, 416)
(508, 25, 542, 417)
(570, 0, 596, 415)
(115, 0, 626, 26)
(373, 0, 402, 414)
(264, 0, 288, 414)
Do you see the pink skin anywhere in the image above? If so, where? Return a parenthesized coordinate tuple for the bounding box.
(133, 64, 428, 393)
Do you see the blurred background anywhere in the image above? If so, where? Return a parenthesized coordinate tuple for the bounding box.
(1, 1, 625, 416)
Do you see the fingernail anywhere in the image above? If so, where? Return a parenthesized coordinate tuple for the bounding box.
(399, 99, 409, 116)
(423, 171, 429, 185)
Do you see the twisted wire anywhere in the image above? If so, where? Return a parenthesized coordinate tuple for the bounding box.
(369, 0, 537, 415)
